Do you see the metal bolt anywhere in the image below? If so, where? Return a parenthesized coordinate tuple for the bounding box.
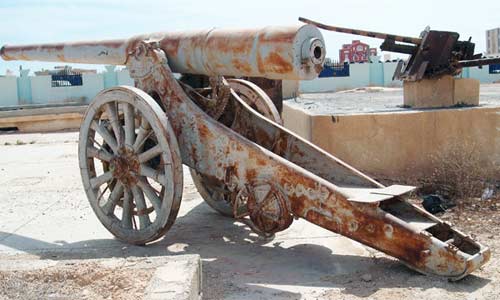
(421, 250, 431, 257)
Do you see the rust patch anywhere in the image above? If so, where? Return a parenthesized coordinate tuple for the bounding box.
(100, 40, 125, 49)
(206, 30, 254, 55)
(215, 39, 249, 54)
(197, 122, 213, 139)
(256, 52, 265, 74)
(231, 59, 252, 74)
(265, 52, 293, 74)
(18, 53, 31, 61)
(56, 54, 67, 62)
(184, 52, 194, 71)
(314, 63, 324, 74)
(39, 44, 64, 52)
(256, 158, 267, 166)
(258, 33, 295, 44)
(111, 147, 139, 187)
(304, 207, 427, 269)
(212, 63, 226, 70)
(246, 168, 257, 182)
(190, 143, 198, 167)
(161, 38, 181, 58)
(7, 45, 40, 53)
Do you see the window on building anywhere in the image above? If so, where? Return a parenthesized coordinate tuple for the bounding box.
(51, 71, 83, 88)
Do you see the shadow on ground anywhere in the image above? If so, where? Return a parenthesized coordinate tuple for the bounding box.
(0, 202, 491, 299)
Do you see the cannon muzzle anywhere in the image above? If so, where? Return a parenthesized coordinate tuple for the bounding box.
(1, 24, 325, 80)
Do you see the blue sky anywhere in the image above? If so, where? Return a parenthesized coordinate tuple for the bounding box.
(1, 0, 499, 75)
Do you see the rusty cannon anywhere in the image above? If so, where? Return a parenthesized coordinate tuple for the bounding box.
(299, 17, 500, 81)
(1, 24, 490, 280)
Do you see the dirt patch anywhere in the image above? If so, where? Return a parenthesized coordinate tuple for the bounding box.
(438, 197, 500, 240)
(0, 261, 154, 300)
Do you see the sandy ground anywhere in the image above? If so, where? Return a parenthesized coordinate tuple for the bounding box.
(0, 261, 153, 300)
(0, 131, 498, 300)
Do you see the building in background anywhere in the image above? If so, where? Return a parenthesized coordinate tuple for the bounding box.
(486, 28, 500, 55)
(34, 66, 96, 76)
(339, 40, 377, 63)
(33, 66, 97, 88)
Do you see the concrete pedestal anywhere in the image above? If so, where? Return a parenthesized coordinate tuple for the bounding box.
(283, 100, 500, 180)
(403, 75, 479, 108)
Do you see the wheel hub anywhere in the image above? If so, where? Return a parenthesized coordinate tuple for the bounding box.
(110, 147, 139, 186)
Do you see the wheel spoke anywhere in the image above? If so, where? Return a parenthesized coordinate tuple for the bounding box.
(137, 179, 162, 213)
(87, 146, 113, 162)
(138, 144, 164, 164)
(133, 117, 152, 152)
(102, 181, 123, 215)
(132, 186, 152, 229)
(259, 186, 273, 203)
(89, 135, 104, 149)
(121, 189, 133, 229)
(139, 164, 166, 184)
(90, 171, 113, 189)
(96, 181, 111, 205)
(205, 182, 232, 194)
(91, 120, 118, 154)
(123, 103, 136, 147)
(105, 102, 122, 147)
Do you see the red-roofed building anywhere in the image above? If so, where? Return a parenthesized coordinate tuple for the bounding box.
(339, 40, 377, 63)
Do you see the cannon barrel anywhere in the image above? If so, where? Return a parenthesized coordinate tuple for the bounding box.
(0, 25, 325, 80)
(1, 39, 129, 65)
(457, 56, 500, 68)
(299, 17, 422, 45)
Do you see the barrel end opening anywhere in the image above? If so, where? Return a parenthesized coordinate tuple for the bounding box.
(0, 45, 6, 59)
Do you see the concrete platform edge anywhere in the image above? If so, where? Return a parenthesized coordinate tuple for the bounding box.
(0, 254, 202, 300)
(145, 254, 202, 300)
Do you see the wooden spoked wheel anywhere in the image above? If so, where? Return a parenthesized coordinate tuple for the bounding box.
(190, 79, 282, 217)
(79, 86, 183, 245)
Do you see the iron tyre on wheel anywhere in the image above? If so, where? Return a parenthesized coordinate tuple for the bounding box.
(79, 86, 183, 245)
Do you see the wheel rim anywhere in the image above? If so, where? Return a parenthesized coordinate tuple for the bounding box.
(190, 79, 281, 217)
(228, 79, 282, 126)
(79, 86, 183, 244)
